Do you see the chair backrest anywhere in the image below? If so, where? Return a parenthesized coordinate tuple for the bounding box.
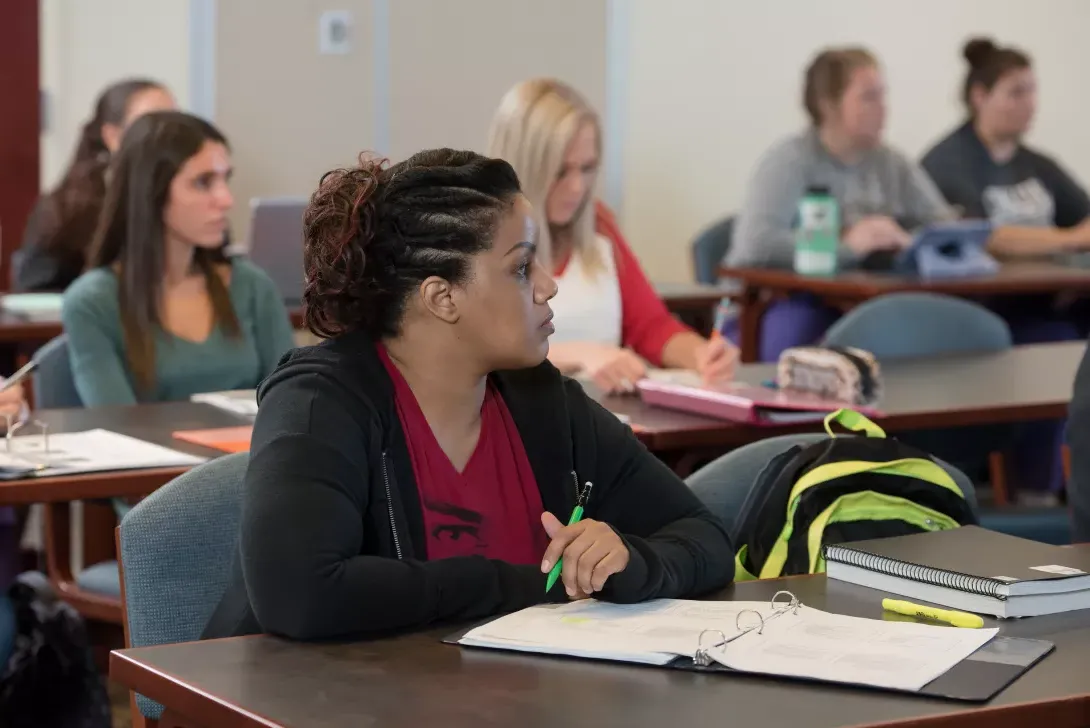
(31, 335, 82, 408)
(118, 452, 249, 719)
(687, 433, 978, 538)
(821, 292, 1012, 359)
(690, 217, 734, 284)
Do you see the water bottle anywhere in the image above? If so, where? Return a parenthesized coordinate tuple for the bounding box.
(794, 186, 839, 276)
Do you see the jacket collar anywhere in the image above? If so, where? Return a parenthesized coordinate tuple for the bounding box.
(309, 330, 580, 547)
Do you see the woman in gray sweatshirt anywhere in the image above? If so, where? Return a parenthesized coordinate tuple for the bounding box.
(724, 47, 952, 361)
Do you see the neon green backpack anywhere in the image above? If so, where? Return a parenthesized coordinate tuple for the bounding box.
(733, 410, 977, 580)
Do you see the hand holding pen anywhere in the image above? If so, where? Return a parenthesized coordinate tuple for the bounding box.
(695, 299, 739, 384)
(0, 360, 35, 425)
(540, 482, 630, 598)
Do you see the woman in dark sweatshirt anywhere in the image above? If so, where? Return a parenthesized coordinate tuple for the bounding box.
(922, 39, 1090, 266)
(16, 78, 175, 292)
(202, 148, 734, 641)
(922, 38, 1087, 502)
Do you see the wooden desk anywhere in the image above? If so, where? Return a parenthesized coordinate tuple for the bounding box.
(604, 342, 1082, 458)
(110, 575, 1090, 728)
(655, 281, 730, 336)
(0, 402, 248, 506)
(720, 262, 1090, 362)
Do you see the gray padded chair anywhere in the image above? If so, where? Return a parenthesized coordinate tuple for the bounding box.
(31, 334, 82, 409)
(686, 433, 978, 539)
(821, 292, 1012, 359)
(690, 216, 735, 284)
(118, 452, 249, 722)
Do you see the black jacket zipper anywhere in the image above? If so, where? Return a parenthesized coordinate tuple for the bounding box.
(381, 451, 403, 560)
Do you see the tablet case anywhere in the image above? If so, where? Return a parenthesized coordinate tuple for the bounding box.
(896, 220, 998, 279)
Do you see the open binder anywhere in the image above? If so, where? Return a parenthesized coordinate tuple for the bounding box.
(446, 590, 1052, 702)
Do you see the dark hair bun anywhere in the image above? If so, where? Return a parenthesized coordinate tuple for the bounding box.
(963, 37, 997, 67)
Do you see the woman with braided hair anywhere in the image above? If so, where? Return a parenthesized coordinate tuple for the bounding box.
(202, 148, 734, 640)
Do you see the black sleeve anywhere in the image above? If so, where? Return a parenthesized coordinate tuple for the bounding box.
(240, 368, 556, 641)
(12, 197, 65, 292)
(920, 145, 986, 219)
(1034, 154, 1090, 228)
(569, 384, 735, 601)
(1066, 342, 1090, 544)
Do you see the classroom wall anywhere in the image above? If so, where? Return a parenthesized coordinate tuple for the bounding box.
(620, 0, 1090, 280)
(38, 0, 192, 189)
(214, 0, 607, 245)
(39, 0, 1090, 280)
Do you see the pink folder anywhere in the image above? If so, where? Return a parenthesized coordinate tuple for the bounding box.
(636, 380, 883, 425)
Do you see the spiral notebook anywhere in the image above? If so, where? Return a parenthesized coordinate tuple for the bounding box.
(825, 527, 1090, 618)
(446, 590, 1052, 702)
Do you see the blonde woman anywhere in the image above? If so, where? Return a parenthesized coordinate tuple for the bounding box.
(488, 79, 737, 394)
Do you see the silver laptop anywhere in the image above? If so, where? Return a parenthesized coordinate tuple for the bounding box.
(246, 197, 308, 305)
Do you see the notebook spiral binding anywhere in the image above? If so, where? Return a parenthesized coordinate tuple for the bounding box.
(693, 590, 802, 666)
(824, 544, 1006, 600)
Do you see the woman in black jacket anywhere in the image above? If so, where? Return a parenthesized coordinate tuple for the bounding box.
(16, 79, 174, 292)
(203, 148, 734, 641)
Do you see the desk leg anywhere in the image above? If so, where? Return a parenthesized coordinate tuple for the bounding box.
(738, 286, 764, 363)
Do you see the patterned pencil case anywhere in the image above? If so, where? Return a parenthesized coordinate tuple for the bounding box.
(776, 346, 881, 405)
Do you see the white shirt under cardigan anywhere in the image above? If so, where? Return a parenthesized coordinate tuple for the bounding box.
(548, 234, 623, 348)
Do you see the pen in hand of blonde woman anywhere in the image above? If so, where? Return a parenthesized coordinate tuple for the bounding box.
(696, 333, 738, 384)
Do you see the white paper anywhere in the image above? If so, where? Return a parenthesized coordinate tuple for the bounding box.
(461, 599, 768, 664)
(190, 389, 258, 417)
(706, 606, 997, 691)
(0, 428, 207, 478)
(460, 598, 997, 693)
(643, 369, 705, 388)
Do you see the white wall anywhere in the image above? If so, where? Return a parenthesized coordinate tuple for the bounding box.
(386, 0, 607, 163)
(39, 0, 192, 189)
(621, 0, 1090, 280)
(213, 0, 607, 245)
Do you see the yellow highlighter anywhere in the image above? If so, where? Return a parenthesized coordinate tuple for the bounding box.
(882, 599, 984, 629)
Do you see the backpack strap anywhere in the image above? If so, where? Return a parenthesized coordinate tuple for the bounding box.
(804, 492, 962, 573)
(734, 545, 760, 581)
(757, 456, 965, 580)
(824, 409, 885, 438)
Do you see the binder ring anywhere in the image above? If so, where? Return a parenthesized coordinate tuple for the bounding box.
(735, 609, 765, 635)
(697, 629, 727, 652)
(771, 590, 801, 614)
(692, 590, 803, 667)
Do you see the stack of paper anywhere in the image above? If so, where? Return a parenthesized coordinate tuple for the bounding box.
(459, 598, 997, 692)
(1, 293, 64, 320)
(190, 389, 258, 417)
(0, 429, 207, 479)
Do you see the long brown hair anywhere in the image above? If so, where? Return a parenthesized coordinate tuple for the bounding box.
(87, 110, 240, 395)
(38, 79, 166, 287)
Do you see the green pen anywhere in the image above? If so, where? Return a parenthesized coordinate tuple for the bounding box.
(545, 481, 594, 593)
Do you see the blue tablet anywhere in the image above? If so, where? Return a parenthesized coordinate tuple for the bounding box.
(897, 220, 998, 278)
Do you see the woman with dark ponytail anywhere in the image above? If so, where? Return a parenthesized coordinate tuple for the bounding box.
(14, 78, 175, 291)
(202, 148, 733, 641)
(922, 38, 1087, 504)
(923, 39, 1090, 263)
